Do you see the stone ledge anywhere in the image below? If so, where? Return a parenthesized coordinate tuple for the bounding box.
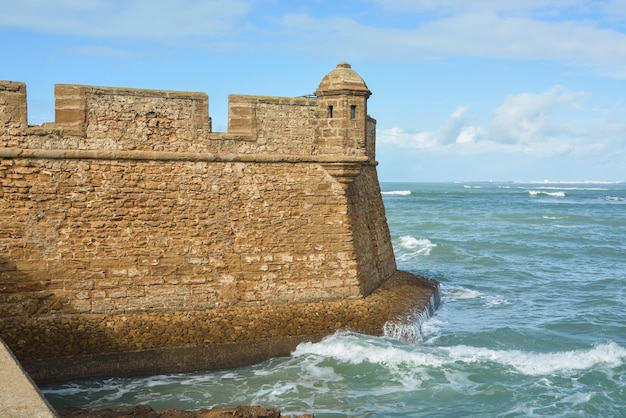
(0, 147, 371, 164)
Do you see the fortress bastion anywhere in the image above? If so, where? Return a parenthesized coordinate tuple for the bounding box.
(0, 63, 438, 383)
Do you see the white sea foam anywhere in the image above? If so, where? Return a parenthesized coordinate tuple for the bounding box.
(381, 190, 411, 196)
(383, 283, 441, 344)
(419, 313, 446, 342)
(484, 295, 510, 307)
(524, 180, 623, 185)
(463, 185, 482, 189)
(443, 285, 510, 307)
(382, 321, 422, 344)
(533, 186, 608, 191)
(294, 333, 626, 377)
(528, 190, 566, 197)
(394, 236, 436, 260)
(293, 331, 446, 368)
(42, 378, 136, 398)
(443, 341, 626, 376)
(445, 286, 482, 300)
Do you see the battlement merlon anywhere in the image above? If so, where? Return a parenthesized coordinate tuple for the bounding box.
(0, 81, 28, 133)
(0, 62, 377, 162)
(54, 84, 210, 137)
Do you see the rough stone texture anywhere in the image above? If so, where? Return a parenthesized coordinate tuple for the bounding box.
(0, 158, 369, 316)
(0, 64, 436, 384)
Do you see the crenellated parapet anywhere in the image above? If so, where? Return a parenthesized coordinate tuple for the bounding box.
(1, 63, 377, 167)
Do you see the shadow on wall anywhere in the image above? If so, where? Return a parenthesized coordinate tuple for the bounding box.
(0, 254, 115, 361)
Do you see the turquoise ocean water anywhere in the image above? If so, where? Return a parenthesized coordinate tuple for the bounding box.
(43, 182, 626, 417)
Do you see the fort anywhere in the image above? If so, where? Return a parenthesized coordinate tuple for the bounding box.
(0, 63, 438, 396)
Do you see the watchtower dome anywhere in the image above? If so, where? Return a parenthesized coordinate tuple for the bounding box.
(315, 62, 372, 96)
(315, 63, 373, 158)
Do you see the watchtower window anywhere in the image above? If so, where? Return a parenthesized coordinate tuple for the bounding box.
(350, 105, 356, 119)
(328, 105, 334, 118)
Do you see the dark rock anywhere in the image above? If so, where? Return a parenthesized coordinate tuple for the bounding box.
(56, 404, 312, 418)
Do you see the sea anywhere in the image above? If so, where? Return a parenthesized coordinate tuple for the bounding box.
(42, 181, 626, 417)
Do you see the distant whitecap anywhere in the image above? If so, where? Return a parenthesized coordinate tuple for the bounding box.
(528, 190, 566, 197)
(382, 190, 411, 196)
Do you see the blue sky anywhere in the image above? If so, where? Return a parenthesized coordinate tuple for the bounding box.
(2, 0, 625, 182)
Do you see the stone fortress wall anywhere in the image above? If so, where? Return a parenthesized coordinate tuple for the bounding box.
(0, 64, 438, 383)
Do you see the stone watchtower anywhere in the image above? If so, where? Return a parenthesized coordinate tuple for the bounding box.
(315, 62, 374, 162)
(314, 63, 396, 297)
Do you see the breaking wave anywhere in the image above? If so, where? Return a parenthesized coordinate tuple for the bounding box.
(294, 335, 626, 377)
(443, 285, 510, 307)
(528, 190, 566, 197)
(394, 236, 436, 261)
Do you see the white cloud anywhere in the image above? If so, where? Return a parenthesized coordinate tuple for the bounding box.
(378, 85, 626, 164)
(456, 126, 481, 144)
(378, 127, 438, 149)
(371, 0, 626, 22)
(277, 0, 626, 78)
(3, 1, 626, 77)
(437, 106, 482, 145)
(490, 86, 585, 144)
(379, 107, 485, 149)
(432, 15, 625, 77)
(0, 0, 251, 38)
(440, 106, 468, 143)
